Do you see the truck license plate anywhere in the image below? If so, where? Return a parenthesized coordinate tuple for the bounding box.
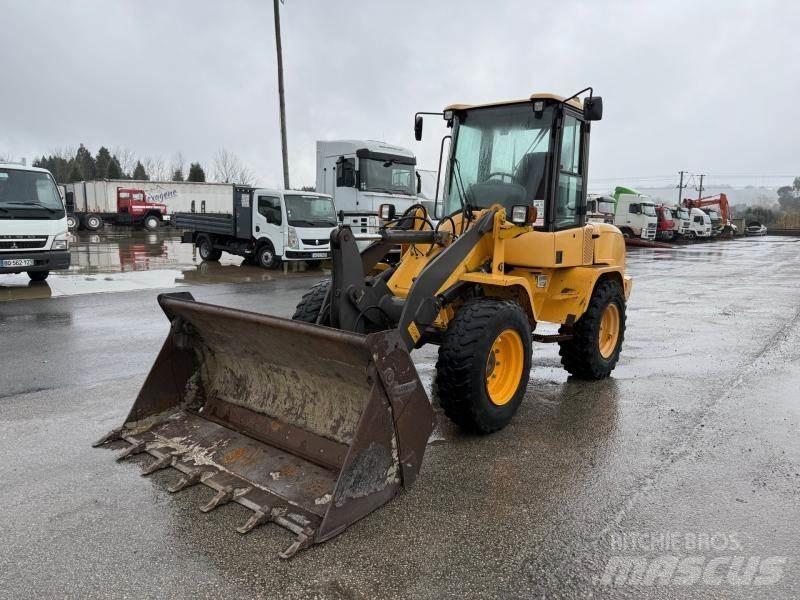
(1, 259, 35, 268)
(311, 253, 327, 259)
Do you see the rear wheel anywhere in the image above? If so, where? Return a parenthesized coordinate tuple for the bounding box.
(143, 215, 160, 231)
(84, 214, 103, 231)
(28, 271, 49, 282)
(436, 297, 532, 434)
(558, 278, 626, 379)
(292, 280, 331, 325)
(197, 237, 221, 262)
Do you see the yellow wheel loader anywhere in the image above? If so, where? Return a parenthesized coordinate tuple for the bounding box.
(95, 89, 631, 558)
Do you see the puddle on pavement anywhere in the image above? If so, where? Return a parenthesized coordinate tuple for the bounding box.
(0, 228, 328, 301)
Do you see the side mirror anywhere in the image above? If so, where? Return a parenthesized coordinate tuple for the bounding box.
(379, 203, 396, 220)
(584, 96, 603, 121)
(416, 172, 422, 194)
(414, 115, 423, 141)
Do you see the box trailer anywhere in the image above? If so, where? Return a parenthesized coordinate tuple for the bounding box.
(63, 180, 236, 231)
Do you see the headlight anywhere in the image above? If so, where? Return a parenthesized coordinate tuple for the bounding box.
(287, 226, 299, 249)
(52, 234, 69, 251)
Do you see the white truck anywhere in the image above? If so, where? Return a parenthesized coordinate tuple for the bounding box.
(0, 163, 71, 281)
(687, 207, 713, 239)
(586, 194, 616, 224)
(63, 179, 237, 231)
(173, 187, 337, 268)
(316, 140, 421, 246)
(611, 187, 658, 240)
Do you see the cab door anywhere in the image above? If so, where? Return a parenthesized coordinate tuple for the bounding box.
(552, 111, 587, 266)
(252, 192, 284, 254)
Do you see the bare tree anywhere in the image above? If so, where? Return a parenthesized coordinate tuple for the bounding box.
(112, 146, 137, 177)
(212, 148, 255, 185)
(0, 150, 13, 162)
(169, 152, 186, 180)
(143, 155, 168, 181)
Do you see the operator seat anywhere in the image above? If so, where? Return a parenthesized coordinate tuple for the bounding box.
(515, 152, 549, 201)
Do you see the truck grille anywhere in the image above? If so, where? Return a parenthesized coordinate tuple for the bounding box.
(302, 239, 329, 246)
(0, 235, 48, 250)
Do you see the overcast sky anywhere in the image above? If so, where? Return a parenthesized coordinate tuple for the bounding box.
(2, 0, 799, 192)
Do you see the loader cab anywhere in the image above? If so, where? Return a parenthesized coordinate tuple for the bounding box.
(441, 95, 594, 233)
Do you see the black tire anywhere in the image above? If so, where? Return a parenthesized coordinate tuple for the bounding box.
(435, 297, 532, 434)
(257, 243, 280, 269)
(558, 278, 626, 380)
(66, 215, 79, 230)
(291, 280, 331, 325)
(143, 215, 160, 231)
(28, 271, 49, 282)
(84, 214, 103, 231)
(620, 227, 633, 239)
(197, 237, 221, 262)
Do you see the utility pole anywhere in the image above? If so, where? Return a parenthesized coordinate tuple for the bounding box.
(677, 170, 687, 205)
(696, 173, 705, 201)
(273, 0, 290, 189)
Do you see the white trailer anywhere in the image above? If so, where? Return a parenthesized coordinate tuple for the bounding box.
(316, 140, 421, 247)
(63, 180, 237, 231)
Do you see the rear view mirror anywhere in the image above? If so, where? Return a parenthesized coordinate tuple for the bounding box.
(584, 96, 603, 121)
(414, 115, 423, 141)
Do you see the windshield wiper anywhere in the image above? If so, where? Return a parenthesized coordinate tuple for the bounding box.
(290, 219, 316, 227)
(7, 201, 57, 213)
(0, 206, 8, 213)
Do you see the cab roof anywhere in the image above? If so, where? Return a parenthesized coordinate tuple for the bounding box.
(0, 162, 53, 174)
(445, 93, 582, 112)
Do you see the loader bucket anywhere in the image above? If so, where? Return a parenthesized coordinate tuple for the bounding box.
(94, 292, 433, 558)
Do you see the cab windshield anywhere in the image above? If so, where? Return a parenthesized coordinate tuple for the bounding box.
(446, 103, 554, 215)
(641, 203, 657, 217)
(284, 194, 337, 227)
(360, 159, 415, 195)
(0, 168, 65, 218)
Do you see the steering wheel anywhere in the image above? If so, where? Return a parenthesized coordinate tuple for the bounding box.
(486, 172, 515, 183)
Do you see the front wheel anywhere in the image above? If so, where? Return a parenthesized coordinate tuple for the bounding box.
(558, 278, 626, 379)
(28, 271, 49, 282)
(292, 279, 331, 325)
(143, 215, 160, 231)
(66, 215, 79, 230)
(257, 244, 280, 269)
(435, 297, 532, 434)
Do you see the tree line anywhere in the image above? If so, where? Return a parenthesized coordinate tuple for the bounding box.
(738, 176, 800, 226)
(30, 144, 255, 185)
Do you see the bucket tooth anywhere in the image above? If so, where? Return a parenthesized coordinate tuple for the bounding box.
(141, 454, 174, 476)
(200, 485, 234, 513)
(167, 469, 203, 493)
(236, 505, 284, 535)
(116, 439, 146, 461)
(278, 531, 312, 560)
(92, 427, 124, 447)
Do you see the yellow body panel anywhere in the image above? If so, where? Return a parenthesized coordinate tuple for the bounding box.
(384, 206, 630, 330)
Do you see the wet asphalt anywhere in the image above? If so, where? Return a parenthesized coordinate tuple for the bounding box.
(0, 233, 798, 599)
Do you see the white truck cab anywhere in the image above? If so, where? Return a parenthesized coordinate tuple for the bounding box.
(316, 140, 420, 247)
(612, 191, 658, 240)
(668, 205, 692, 237)
(586, 194, 616, 224)
(688, 208, 713, 239)
(0, 163, 71, 281)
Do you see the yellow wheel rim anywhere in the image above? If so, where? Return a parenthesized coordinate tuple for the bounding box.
(598, 303, 620, 359)
(485, 329, 525, 406)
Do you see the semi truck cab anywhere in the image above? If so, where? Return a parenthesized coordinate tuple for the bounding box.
(612, 191, 658, 240)
(0, 163, 71, 281)
(316, 140, 419, 248)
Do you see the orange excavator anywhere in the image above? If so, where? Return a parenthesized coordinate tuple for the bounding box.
(683, 193, 733, 235)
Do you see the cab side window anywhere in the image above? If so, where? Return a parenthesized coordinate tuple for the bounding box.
(336, 157, 355, 187)
(258, 195, 282, 225)
(555, 114, 583, 229)
(629, 204, 640, 214)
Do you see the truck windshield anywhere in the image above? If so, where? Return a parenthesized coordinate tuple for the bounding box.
(360, 159, 415, 195)
(0, 168, 65, 218)
(641, 204, 657, 217)
(284, 194, 337, 227)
